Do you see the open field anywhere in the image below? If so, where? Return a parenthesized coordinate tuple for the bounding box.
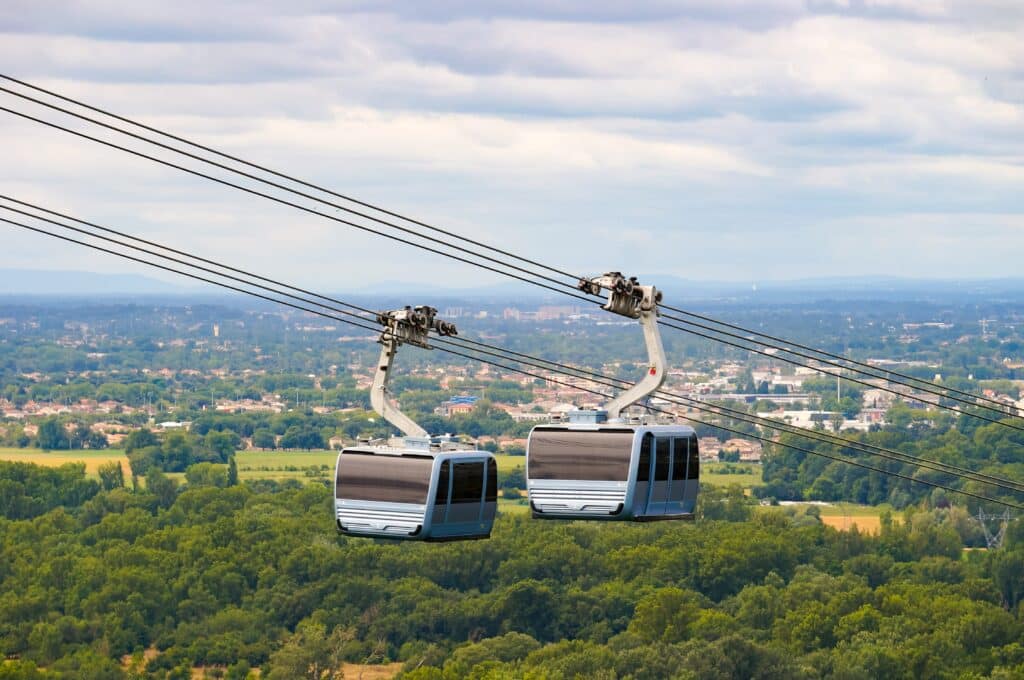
(341, 663, 403, 679)
(237, 451, 525, 468)
(777, 502, 896, 534)
(0, 448, 528, 485)
(818, 502, 895, 533)
(119, 651, 402, 679)
(498, 496, 531, 515)
(1, 449, 770, 499)
(821, 515, 883, 533)
(0, 447, 130, 476)
(701, 462, 764, 488)
(817, 502, 897, 518)
(237, 450, 337, 469)
(492, 453, 526, 470)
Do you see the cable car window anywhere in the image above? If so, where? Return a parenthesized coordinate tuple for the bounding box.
(435, 460, 450, 505)
(337, 453, 432, 504)
(655, 438, 671, 481)
(637, 433, 652, 482)
(688, 435, 699, 480)
(486, 458, 498, 503)
(529, 429, 635, 481)
(452, 462, 484, 504)
(672, 438, 688, 481)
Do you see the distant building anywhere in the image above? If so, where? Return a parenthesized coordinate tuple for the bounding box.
(721, 438, 763, 463)
(862, 388, 894, 409)
(698, 437, 722, 462)
(436, 395, 479, 417)
(860, 408, 887, 424)
(157, 421, 190, 430)
(536, 306, 578, 321)
(763, 410, 843, 429)
(771, 376, 805, 391)
(508, 410, 550, 422)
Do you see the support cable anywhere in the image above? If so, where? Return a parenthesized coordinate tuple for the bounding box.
(0, 81, 1018, 428)
(4, 212, 1023, 506)
(0, 73, 584, 283)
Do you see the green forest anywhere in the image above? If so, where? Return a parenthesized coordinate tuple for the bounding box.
(3, 300, 1024, 679)
(759, 411, 1024, 510)
(2, 460, 1024, 679)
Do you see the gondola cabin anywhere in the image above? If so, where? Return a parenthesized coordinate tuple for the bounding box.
(335, 305, 498, 541)
(526, 273, 699, 522)
(335, 445, 497, 541)
(527, 422, 699, 521)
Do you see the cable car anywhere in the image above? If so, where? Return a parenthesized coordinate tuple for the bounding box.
(334, 306, 497, 541)
(527, 423, 698, 520)
(526, 273, 700, 521)
(335, 444, 497, 540)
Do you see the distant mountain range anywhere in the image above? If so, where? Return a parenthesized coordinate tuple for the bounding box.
(3, 268, 1024, 304)
(0, 269, 192, 295)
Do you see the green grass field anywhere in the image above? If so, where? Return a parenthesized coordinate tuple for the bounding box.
(236, 450, 337, 469)
(0, 448, 526, 484)
(700, 462, 764, 488)
(498, 497, 531, 515)
(2, 448, 768, 496)
(816, 502, 896, 518)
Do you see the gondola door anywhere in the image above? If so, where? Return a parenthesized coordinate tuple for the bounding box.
(484, 458, 498, 522)
(632, 433, 653, 515)
(432, 460, 450, 525)
(646, 437, 672, 515)
(448, 461, 485, 524)
(667, 436, 689, 515)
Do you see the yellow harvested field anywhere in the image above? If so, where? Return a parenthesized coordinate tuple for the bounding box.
(821, 515, 883, 534)
(342, 663, 404, 679)
(0, 449, 130, 477)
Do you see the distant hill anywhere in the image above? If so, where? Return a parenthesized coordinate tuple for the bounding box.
(644, 275, 1024, 303)
(0, 269, 191, 295)
(362, 275, 1024, 303)
(4, 268, 1024, 304)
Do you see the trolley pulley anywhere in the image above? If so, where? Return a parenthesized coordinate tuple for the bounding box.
(579, 272, 663, 319)
(376, 305, 457, 349)
(578, 273, 667, 421)
(371, 306, 457, 439)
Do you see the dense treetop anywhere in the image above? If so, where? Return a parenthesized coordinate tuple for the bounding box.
(0, 461, 1023, 679)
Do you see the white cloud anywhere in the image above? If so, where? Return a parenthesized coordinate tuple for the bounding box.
(0, 0, 1022, 287)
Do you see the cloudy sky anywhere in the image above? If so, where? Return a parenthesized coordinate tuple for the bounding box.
(1, 0, 1022, 290)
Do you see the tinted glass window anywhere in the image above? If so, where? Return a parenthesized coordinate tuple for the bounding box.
(672, 438, 688, 481)
(688, 435, 699, 480)
(452, 462, 484, 504)
(529, 429, 635, 481)
(336, 452, 432, 504)
(435, 461, 450, 505)
(637, 433, 652, 482)
(655, 438, 671, 481)
(486, 459, 497, 502)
